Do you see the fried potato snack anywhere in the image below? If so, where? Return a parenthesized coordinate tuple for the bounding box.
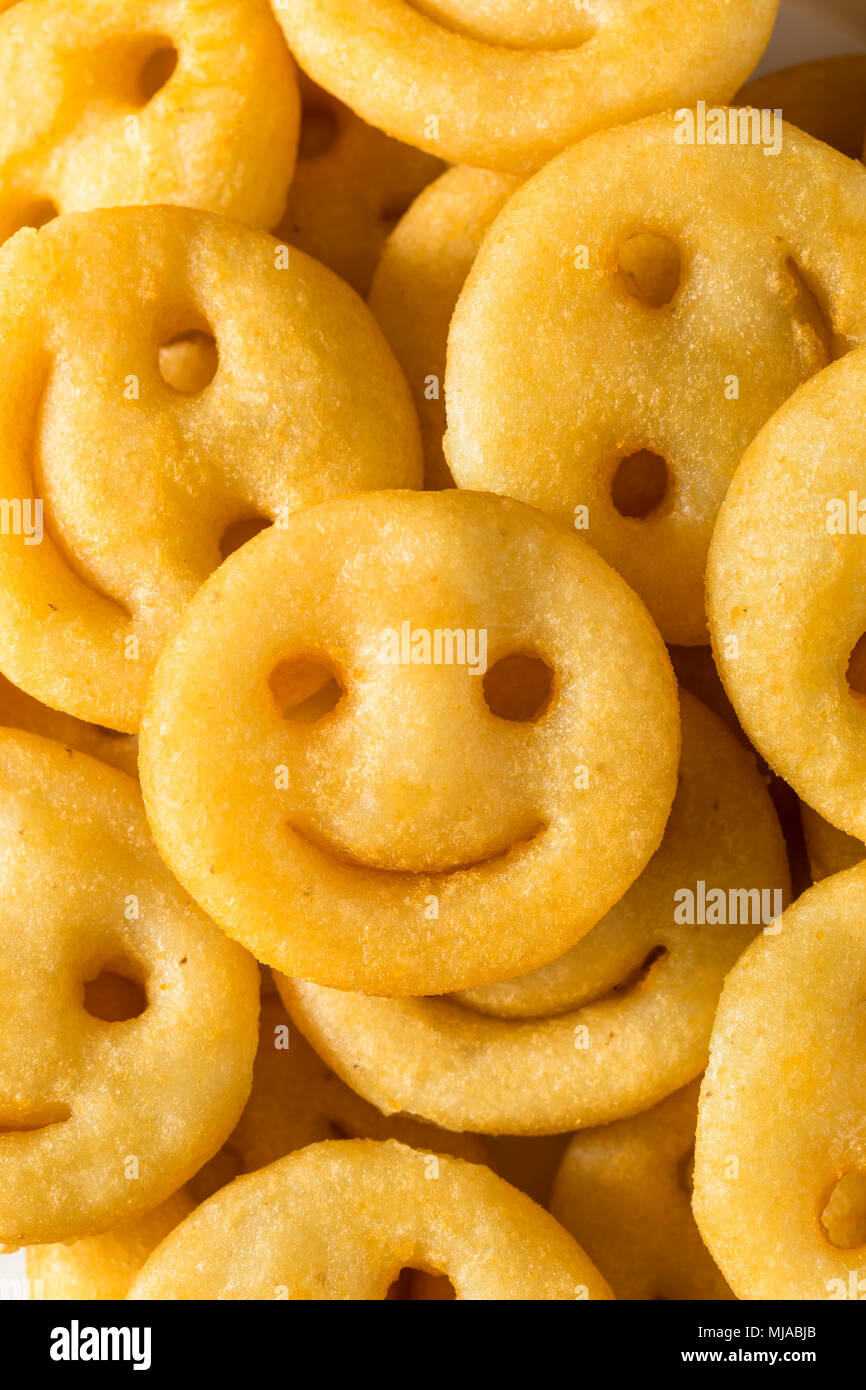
(130, 1139, 614, 1300)
(25, 1191, 195, 1302)
(205, 998, 488, 1179)
(140, 490, 679, 996)
(0, 206, 421, 732)
(551, 1082, 732, 1301)
(0, 673, 137, 778)
(278, 693, 788, 1132)
(0, 730, 259, 1247)
(669, 645, 812, 894)
(370, 165, 521, 487)
(737, 55, 866, 161)
(0, 0, 299, 238)
(693, 864, 866, 1300)
(708, 345, 866, 841)
(446, 115, 866, 644)
(279, 74, 444, 296)
(271, 0, 776, 173)
(26, 996, 486, 1298)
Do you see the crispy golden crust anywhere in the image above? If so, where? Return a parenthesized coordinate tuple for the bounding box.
(24, 997, 488, 1298)
(0, 674, 138, 777)
(279, 693, 788, 1132)
(694, 865, 866, 1300)
(708, 346, 866, 841)
(370, 165, 521, 487)
(0, 0, 299, 235)
(0, 729, 259, 1246)
(0, 206, 421, 731)
(140, 490, 679, 995)
(273, 0, 776, 172)
(446, 115, 866, 644)
(552, 1081, 732, 1301)
(130, 1139, 614, 1300)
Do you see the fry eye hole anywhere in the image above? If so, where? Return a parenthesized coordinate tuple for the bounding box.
(846, 633, 866, 704)
(138, 43, 178, 103)
(158, 328, 218, 394)
(611, 449, 669, 518)
(270, 655, 345, 723)
(0, 1102, 72, 1134)
(615, 231, 682, 308)
(83, 961, 147, 1021)
(821, 1171, 866, 1249)
(298, 106, 339, 159)
(385, 1267, 457, 1301)
(483, 652, 553, 722)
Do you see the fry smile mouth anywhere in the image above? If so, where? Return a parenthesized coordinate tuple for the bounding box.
(0, 1102, 72, 1135)
(287, 820, 548, 876)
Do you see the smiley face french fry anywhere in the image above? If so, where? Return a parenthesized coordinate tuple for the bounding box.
(446, 115, 866, 644)
(139, 489, 680, 996)
(0, 0, 858, 1309)
(0, 0, 299, 239)
(0, 206, 421, 733)
(0, 673, 138, 778)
